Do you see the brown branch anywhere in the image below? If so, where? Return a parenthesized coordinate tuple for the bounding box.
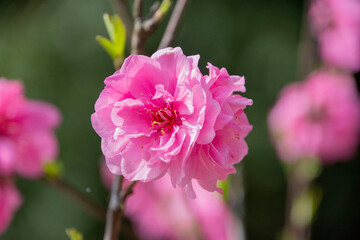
(158, 0, 189, 49)
(104, 175, 123, 240)
(103, 175, 138, 240)
(43, 177, 106, 222)
(131, 0, 170, 54)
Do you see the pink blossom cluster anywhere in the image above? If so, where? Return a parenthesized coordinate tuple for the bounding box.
(101, 162, 242, 240)
(0, 78, 61, 234)
(309, 0, 360, 72)
(268, 70, 360, 164)
(92, 47, 252, 196)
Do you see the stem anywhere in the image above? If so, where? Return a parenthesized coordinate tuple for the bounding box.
(282, 158, 322, 240)
(158, 0, 189, 49)
(131, 0, 144, 54)
(104, 175, 123, 240)
(283, 170, 312, 240)
(103, 175, 138, 240)
(43, 177, 106, 222)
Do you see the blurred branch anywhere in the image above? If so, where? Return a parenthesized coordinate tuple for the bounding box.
(113, 0, 133, 44)
(158, 0, 189, 49)
(131, 0, 172, 54)
(284, 169, 312, 240)
(43, 177, 106, 222)
(282, 159, 322, 240)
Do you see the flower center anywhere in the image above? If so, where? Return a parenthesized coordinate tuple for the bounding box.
(0, 116, 19, 136)
(145, 100, 181, 134)
(307, 105, 327, 122)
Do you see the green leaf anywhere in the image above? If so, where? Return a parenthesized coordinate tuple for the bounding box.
(66, 228, 83, 240)
(43, 160, 64, 179)
(96, 35, 116, 59)
(217, 177, 231, 201)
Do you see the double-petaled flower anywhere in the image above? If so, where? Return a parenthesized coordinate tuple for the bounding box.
(92, 47, 252, 196)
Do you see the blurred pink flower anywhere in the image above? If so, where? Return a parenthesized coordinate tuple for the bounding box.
(268, 70, 360, 163)
(100, 162, 241, 240)
(0, 78, 61, 178)
(309, 0, 360, 71)
(0, 180, 22, 234)
(92, 47, 252, 196)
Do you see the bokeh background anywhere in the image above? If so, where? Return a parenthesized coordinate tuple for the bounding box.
(0, 0, 359, 239)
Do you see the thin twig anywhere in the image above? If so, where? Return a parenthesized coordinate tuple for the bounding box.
(158, 0, 189, 49)
(131, 0, 170, 54)
(283, 170, 312, 240)
(103, 175, 138, 240)
(147, 1, 161, 19)
(131, 0, 144, 54)
(104, 175, 123, 240)
(43, 177, 106, 222)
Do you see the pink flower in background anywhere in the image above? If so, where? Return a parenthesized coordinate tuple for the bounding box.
(268, 70, 360, 164)
(92, 47, 252, 196)
(0, 78, 61, 178)
(0, 180, 22, 234)
(309, 0, 360, 71)
(101, 163, 241, 240)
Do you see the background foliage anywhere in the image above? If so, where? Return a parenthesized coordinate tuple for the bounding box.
(0, 0, 359, 239)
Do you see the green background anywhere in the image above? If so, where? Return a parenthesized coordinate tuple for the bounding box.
(0, 0, 359, 239)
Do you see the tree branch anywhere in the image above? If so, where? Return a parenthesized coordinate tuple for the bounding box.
(131, 0, 170, 54)
(43, 177, 106, 222)
(103, 175, 138, 240)
(158, 0, 189, 49)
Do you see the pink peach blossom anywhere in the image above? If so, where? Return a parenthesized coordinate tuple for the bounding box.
(185, 64, 252, 193)
(268, 70, 360, 163)
(92, 47, 252, 196)
(100, 163, 241, 240)
(0, 180, 22, 234)
(309, 0, 360, 71)
(0, 78, 61, 178)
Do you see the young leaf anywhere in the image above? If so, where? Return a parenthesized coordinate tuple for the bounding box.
(96, 35, 116, 59)
(159, 0, 172, 15)
(96, 14, 126, 62)
(103, 14, 115, 42)
(217, 177, 231, 201)
(112, 14, 126, 57)
(43, 160, 64, 179)
(66, 228, 83, 240)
